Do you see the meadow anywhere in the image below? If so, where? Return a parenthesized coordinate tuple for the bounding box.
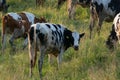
(0, 0, 120, 80)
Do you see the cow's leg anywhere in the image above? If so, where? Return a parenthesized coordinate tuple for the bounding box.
(29, 48, 37, 77)
(23, 38, 28, 49)
(67, 0, 76, 19)
(97, 15, 105, 35)
(1, 21, 6, 53)
(9, 35, 15, 47)
(67, 0, 72, 18)
(89, 15, 95, 39)
(9, 29, 23, 48)
(57, 53, 62, 69)
(89, 5, 97, 39)
(9, 33, 17, 48)
(2, 33, 6, 53)
(57, 49, 64, 69)
(29, 46, 33, 77)
(38, 47, 45, 79)
(33, 49, 37, 67)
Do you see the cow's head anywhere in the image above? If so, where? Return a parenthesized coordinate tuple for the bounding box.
(39, 17, 47, 23)
(64, 29, 85, 50)
(106, 25, 118, 49)
(35, 17, 47, 23)
(72, 32, 85, 50)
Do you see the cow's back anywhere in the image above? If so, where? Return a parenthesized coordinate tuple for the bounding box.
(30, 23, 65, 52)
(92, 0, 120, 17)
(2, 13, 22, 33)
(18, 12, 33, 32)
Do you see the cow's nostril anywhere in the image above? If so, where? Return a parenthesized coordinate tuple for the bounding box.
(74, 46, 79, 50)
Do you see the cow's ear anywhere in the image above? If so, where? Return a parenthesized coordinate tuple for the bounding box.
(80, 33, 85, 38)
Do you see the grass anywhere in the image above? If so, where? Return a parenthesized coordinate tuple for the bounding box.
(0, 0, 120, 80)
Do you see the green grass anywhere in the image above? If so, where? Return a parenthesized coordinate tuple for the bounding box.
(0, 0, 120, 80)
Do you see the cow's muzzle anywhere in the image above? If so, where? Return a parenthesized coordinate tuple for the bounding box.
(74, 46, 79, 51)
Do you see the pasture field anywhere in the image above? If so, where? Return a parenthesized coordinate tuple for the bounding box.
(0, 0, 120, 80)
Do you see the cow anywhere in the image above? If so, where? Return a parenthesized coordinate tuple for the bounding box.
(1, 12, 47, 53)
(89, 0, 120, 38)
(27, 23, 85, 79)
(0, 0, 9, 13)
(106, 13, 120, 49)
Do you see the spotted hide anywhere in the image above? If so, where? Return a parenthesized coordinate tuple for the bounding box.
(89, 0, 120, 38)
(28, 23, 85, 79)
(1, 12, 47, 52)
(106, 13, 120, 49)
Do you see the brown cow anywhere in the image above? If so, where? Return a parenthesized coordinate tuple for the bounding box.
(2, 12, 47, 52)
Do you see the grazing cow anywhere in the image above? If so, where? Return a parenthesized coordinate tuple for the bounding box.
(2, 12, 47, 52)
(28, 23, 85, 79)
(106, 13, 120, 49)
(89, 0, 120, 38)
(0, 0, 9, 13)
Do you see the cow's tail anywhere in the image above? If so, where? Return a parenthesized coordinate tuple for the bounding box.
(34, 25, 37, 67)
(1, 15, 7, 53)
(27, 26, 37, 76)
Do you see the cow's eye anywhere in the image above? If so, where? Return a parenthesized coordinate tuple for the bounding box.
(66, 36, 69, 39)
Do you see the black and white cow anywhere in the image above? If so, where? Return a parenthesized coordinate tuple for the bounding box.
(106, 13, 120, 49)
(89, 0, 120, 38)
(28, 23, 85, 79)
